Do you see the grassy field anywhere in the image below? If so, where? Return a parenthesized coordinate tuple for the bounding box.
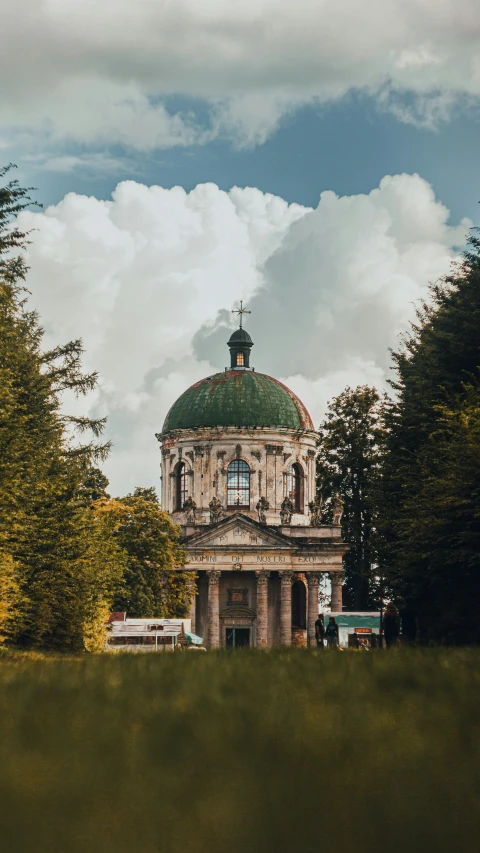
(0, 648, 479, 853)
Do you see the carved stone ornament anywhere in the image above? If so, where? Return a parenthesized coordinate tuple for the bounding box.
(280, 496, 294, 525)
(256, 496, 270, 524)
(183, 497, 197, 524)
(185, 451, 194, 462)
(217, 450, 227, 459)
(207, 569, 221, 583)
(227, 588, 248, 607)
(209, 496, 225, 525)
(309, 494, 323, 527)
(235, 444, 242, 458)
(265, 444, 283, 455)
(251, 450, 261, 462)
(255, 569, 270, 585)
(332, 494, 344, 526)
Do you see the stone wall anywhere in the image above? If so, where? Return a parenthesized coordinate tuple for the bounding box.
(161, 425, 317, 525)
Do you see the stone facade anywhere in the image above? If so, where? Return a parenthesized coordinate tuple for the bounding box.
(157, 322, 347, 648)
(161, 426, 317, 526)
(157, 508, 347, 649)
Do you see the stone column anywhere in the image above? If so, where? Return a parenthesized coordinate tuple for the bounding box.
(330, 572, 343, 612)
(188, 576, 197, 634)
(280, 571, 294, 646)
(207, 570, 221, 648)
(255, 570, 270, 647)
(306, 572, 320, 648)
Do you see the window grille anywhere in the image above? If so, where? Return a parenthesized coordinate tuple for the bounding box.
(227, 459, 250, 508)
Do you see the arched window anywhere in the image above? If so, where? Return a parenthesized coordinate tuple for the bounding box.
(176, 462, 189, 511)
(236, 352, 244, 366)
(285, 463, 303, 512)
(227, 459, 250, 508)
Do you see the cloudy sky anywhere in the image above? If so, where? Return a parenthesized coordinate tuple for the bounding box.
(5, 0, 478, 495)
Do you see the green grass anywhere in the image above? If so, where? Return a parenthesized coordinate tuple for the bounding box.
(1, 649, 479, 853)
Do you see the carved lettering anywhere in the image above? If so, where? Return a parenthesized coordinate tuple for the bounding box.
(256, 554, 287, 563)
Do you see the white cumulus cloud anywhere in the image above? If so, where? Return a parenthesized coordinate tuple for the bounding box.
(17, 174, 470, 496)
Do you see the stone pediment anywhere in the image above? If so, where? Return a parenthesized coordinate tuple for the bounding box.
(184, 513, 295, 550)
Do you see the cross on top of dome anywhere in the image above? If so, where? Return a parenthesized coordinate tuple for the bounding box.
(231, 300, 251, 329)
(228, 302, 254, 370)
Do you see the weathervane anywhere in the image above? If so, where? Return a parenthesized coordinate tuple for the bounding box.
(232, 300, 251, 329)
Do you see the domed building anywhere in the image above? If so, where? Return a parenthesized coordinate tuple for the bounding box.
(157, 314, 346, 648)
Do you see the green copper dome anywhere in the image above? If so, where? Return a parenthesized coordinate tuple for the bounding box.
(161, 371, 314, 434)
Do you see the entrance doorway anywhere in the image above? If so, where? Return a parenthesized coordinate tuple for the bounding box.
(225, 627, 251, 648)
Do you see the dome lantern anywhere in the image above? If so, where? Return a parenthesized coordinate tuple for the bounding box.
(227, 326, 254, 370)
(228, 300, 253, 370)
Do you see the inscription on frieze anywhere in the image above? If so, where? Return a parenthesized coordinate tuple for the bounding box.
(256, 554, 286, 563)
(191, 554, 217, 563)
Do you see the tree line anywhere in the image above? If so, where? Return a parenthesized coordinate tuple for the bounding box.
(317, 230, 480, 643)
(2, 167, 479, 647)
(0, 167, 193, 650)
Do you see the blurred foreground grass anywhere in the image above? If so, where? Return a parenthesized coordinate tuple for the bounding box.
(1, 648, 479, 853)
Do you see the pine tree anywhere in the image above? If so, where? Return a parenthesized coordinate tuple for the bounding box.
(0, 165, 121, 649)
(381, 230, 480, 642)
(317, 386, 388, 610)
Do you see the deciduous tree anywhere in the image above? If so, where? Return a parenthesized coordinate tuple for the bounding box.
(317, 386, 388, 610)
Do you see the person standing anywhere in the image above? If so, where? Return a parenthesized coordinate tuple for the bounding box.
(400, 601, 419, 646)
(315, 614, 325, 648)
(382, 602, 400, 649)
(325, 616, 339, 648)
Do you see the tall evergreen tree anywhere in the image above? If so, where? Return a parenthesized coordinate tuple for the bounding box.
(0, 165, 121, 649)
(381, 230, 480, 642)
(317, 386, 388, 610)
